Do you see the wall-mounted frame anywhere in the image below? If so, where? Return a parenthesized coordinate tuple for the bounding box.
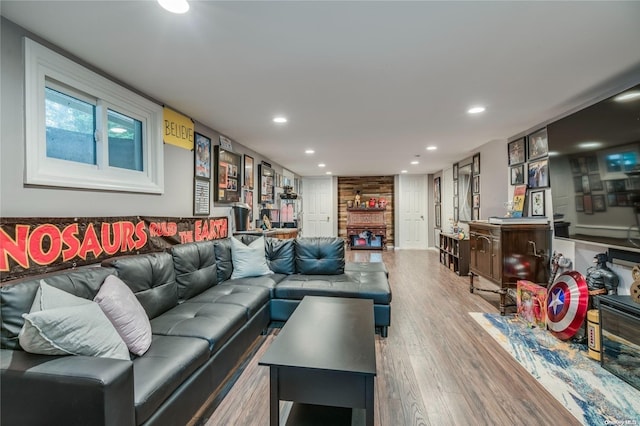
(194, 133, 211, 179)
(510, 164, 525, 185)
(259, 164, 275, 204)
(593, 194, 606, 212)
(473, 194, 480, 209)
(473, 207, 480, 221)
(527, 128, 548, 160)
(575, 195, 585, 212)
(472, 153, 480, 176)
(584, 194, 594, 214)
(244, 155, 254, 189)
(508, 137, 526, 165)
(214, 146, 241, 203)
(453, 162, 459, 180)
(530, 190, 545, 216)
(527, 158, 549, 188)
(435, 204, 441, 228)
(434, 177, 441, 203)
(473, 175, 480, 194)
(193, 178, 210, 216)
(454, 206, 459, 222)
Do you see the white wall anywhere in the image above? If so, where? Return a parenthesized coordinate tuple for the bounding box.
(0, 18, 293, 224)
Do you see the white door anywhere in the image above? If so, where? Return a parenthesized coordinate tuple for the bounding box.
(302, 177, 335, 237)
(398, 174, 428, 249)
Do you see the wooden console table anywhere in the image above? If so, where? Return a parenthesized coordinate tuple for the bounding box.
(346, 208, 386, 250)
(469, 222, 551, 315)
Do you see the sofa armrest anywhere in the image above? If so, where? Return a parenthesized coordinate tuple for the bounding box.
(1, 349, 135, 426)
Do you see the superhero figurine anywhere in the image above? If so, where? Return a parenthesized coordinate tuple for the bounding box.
(573, 253, 619, 343)
(586, 253, 620, 297)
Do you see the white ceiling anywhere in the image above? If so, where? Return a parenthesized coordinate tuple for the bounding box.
(2, 1, 640, 177)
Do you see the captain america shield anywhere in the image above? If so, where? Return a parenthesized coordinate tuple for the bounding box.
(546, 271, 589, 340)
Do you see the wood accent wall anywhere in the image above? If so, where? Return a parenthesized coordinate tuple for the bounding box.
(338, 176, 394, 247)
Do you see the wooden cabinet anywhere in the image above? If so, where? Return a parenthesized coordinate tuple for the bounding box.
(346, 208, 386, 250)
(438, 233, 469, 276)
(469, 222, 551, 315)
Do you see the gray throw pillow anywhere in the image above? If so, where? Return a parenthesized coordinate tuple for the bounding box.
(19, 280, 130, 360)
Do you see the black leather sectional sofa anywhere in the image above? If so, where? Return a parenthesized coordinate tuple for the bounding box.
(1, 236, 391, 426)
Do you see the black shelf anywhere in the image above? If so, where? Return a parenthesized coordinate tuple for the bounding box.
(438, 233, 470, 276)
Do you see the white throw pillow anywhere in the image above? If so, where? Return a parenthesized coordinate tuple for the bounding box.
(94, 275, 152, 356)
(230, 236, 274, 279)
(18, 280, 130, 360)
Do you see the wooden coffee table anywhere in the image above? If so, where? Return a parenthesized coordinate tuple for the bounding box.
(259, 296, 376, 426)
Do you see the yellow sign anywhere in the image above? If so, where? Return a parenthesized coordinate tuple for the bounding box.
(163, 107, 194, 150)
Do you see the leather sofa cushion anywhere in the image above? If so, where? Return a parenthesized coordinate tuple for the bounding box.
(103, 253, 178, 320)
(265, 238, 295, 274)
(133, 335, 209, 425)
(344, 261, 389, 278)
(150, 302, 246, 353)
(1, 267, 115, 350)
(222, 274, 287, 298)
(295, 237, 345, 275)
(170, 241, 218, 301)
(187, 284, 270, 319)
(213, 239, 234, 283)
(274, 271, 392, 304)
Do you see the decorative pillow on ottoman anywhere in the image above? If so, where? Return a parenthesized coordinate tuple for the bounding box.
(94, 275, 152, 356)
(18, 280, 130, 360)
(230, 236, 274, 279)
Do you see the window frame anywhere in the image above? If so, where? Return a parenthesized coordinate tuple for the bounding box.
(24, 38, 164, 194)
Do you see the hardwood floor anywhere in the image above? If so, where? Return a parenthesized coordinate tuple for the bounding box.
(199, 249, 581, 426)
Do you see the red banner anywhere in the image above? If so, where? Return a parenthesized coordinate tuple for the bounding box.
(0, 216, 228, 282)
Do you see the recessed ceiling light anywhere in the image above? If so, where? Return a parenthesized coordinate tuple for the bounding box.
(578, 141, 603, 149)
(273, 116, 288, 124)
(158, 0, 189, 14)
(401, 170, 408, 174)
(318, 163, 326, 168)
(426, 146, 437, 151)
(325, 171, 332, 175)
(468, 106, 486, 114)
(411, 160, 419, 165)
(614, 91, 640, 102)
(305, 149, 315, 154)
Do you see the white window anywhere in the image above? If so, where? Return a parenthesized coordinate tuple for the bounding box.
(24, 38, 164, 193)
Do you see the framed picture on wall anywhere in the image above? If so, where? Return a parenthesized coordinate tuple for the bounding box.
(434, 177, 441, 203)
(472, 153, 480, 176)
(584, 194, 594, 214)
(244, 155, 254, 189)
(527, 158, 549, 188)
(473, 207, 480, 221)
(593, 194, 606, 212)
(531, 190, 545, 216)
(194, 133, 211, 179)
(527, 128, 548, 160)
(508, 137, 526, 165)
(510, 164, 525, 185)
(193, 178, 210, 216)
(214, 146, 241, 203)
(473, 175, 480, 194)
(453, 163, 459, 180)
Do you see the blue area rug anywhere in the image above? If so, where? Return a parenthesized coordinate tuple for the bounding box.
(470, 312, 639, 426)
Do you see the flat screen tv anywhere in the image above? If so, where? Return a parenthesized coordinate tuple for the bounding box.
(547, 82, 640, 251)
